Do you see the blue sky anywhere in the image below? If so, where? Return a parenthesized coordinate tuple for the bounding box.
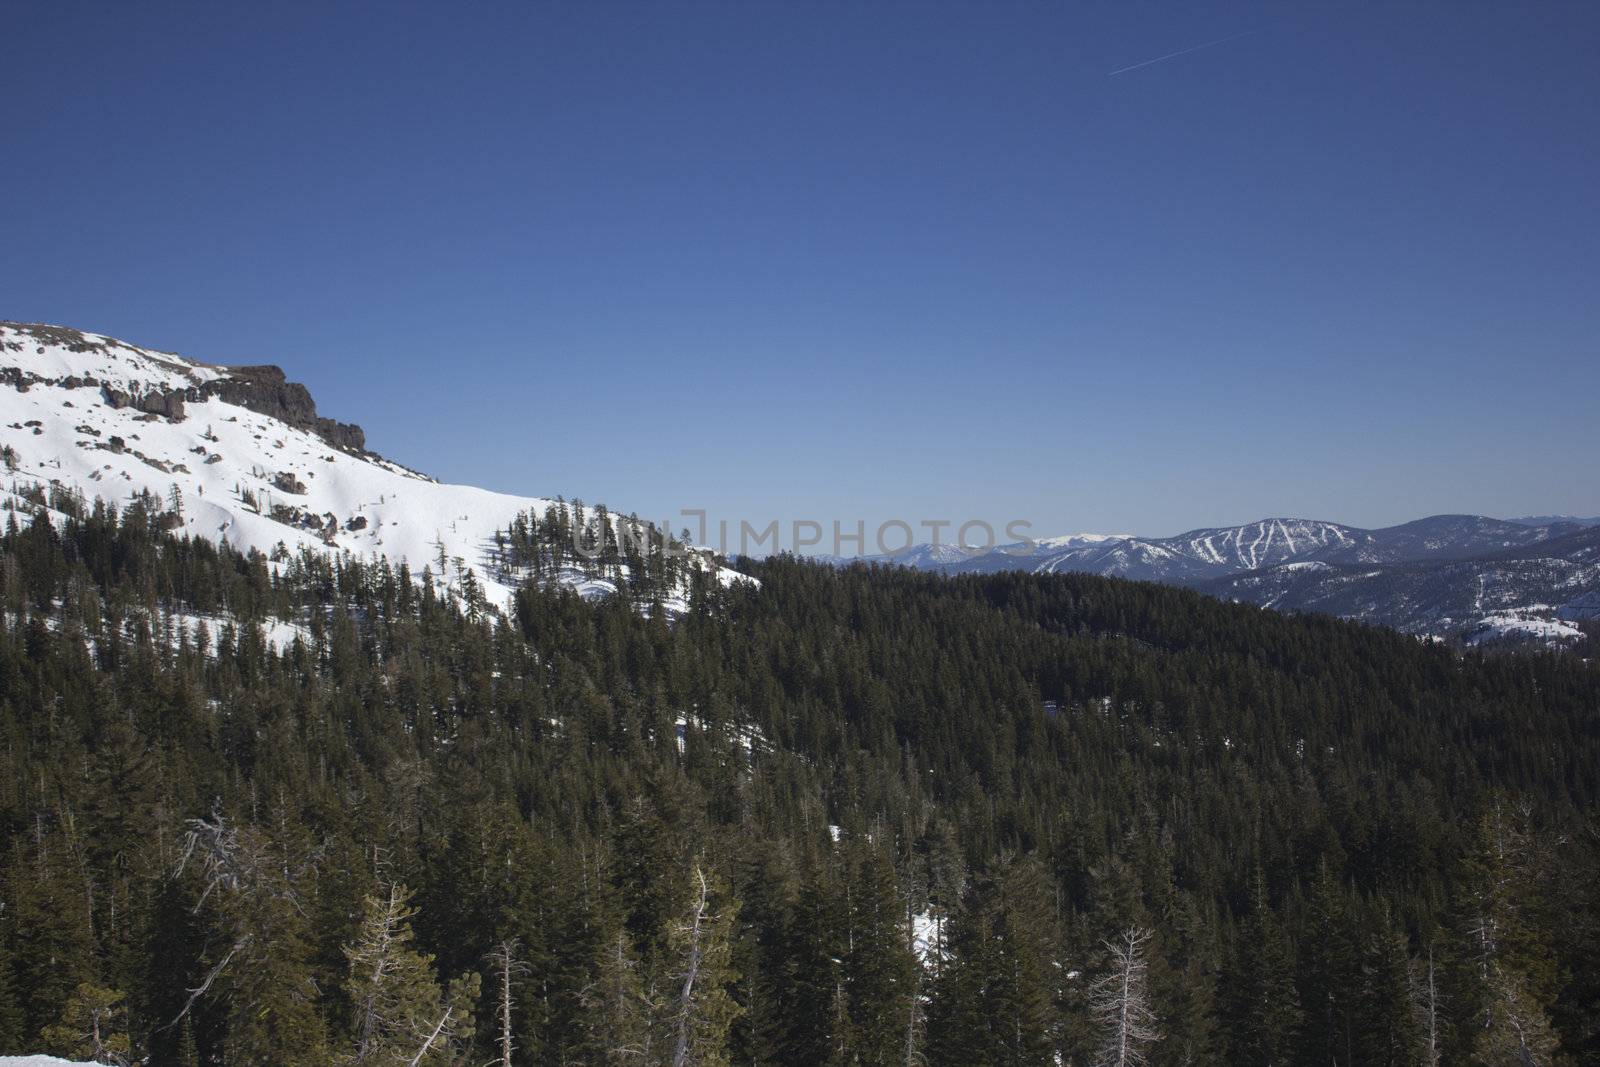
(4, 1, 1597, 539)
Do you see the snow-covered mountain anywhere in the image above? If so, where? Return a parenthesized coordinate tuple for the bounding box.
(1, 321, 741, 612)
(840, 513, 1597, 644)
(1025, 518, 1369, 581)
(1201, 524, 1600, 640)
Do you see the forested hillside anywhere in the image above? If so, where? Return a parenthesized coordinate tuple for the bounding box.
(3, 500, 1599, 1066)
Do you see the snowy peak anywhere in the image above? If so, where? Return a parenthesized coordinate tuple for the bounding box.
(1, 321, 741, 613)
(1032, 531, 1134, 549)
(3, 322, 369, 454)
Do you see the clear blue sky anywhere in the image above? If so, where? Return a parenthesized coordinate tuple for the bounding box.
(5, 2, 1597, 540)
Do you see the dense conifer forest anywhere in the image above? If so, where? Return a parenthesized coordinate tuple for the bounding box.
(2, 498, 1598, 1065)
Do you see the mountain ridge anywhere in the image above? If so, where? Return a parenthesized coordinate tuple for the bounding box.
(838, 513, 1597, 643)
(1, 320, 740, 613)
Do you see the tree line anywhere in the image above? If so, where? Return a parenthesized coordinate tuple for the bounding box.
(1, 498, 1598, 1064)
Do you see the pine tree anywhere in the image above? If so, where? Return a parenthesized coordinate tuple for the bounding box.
(172, 1018, 200, 1067)
(340, 882, 480, 1067)
(1353, 904, 1421, 1067)
(1220, 871, 1302, 1067)
(0, 947, 24, 1050)
(616, 796, 691, 968)
(842, 846, 917, 1066)
(1151, 887, 1217, 1067)
(172, 811, 330, 1067)
(6, 829, 98, 1042)
(581, 929, 656, 1065)
(40, 982, 132, 1065)
(928, 856, 1060, 1067)
(726, 837, 799, 1066)
(1296, 860, 1360, 1065)
(781, 872, 848, 1065)
(1453, 803, 1560, 1066)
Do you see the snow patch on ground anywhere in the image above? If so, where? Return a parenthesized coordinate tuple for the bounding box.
(911, 908, 948, 967)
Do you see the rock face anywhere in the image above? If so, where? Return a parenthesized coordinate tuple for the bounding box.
(3, 322, 365, 453)
(101, 382, 188, 420)
(198, 365, 366, 452)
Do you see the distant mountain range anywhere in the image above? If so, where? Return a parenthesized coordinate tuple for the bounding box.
(842, 515, 1600, 644)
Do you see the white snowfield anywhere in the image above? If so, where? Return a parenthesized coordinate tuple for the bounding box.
(1, 322, 744, 612)
(1465, 613, 1584, 647)
(0, 1057, 100, 1067)
(1031, 531, 1134, 549)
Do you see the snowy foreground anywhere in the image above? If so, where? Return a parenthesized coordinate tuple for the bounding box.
(0, 1057, 100, 1067)
(1, 322, 743, 613)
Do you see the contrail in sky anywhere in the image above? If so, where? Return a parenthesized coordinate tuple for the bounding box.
(1107, 29, 1262, 76)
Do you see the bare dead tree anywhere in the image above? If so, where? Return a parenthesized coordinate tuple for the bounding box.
(486, 937, 531, 1067)
(671, 866, 712, 1067)
(348, 883, 411, 1064)
(1410, 944, 1443, 1067)
(163, 809, 323, 1030)
(1090, 926, 1160, 1067)
(903, 964, 927, 1066)
(406, 1006, 453, 1067)
(166, 934, 250, 1030)
(176, 808, 323, 914)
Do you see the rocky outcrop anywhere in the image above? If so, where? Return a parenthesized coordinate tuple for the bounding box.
(4, 321, 367, 454)
(102, 383, 188, 420)
(273, 470, 308, 495)
(3, 366, 103, 395)
(198, 365, 366, 452)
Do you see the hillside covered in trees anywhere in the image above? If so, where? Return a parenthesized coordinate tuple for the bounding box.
(2, 498, 1599, 1066)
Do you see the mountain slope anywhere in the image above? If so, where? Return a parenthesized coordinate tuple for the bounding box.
(1200, 524, 1600, 639)
(849, 513, 1597, 642)
(1019, 518, 1368, 582)
(1, 321, 737, 611)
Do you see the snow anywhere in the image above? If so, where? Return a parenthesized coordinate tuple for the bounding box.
(1, 323, 744, 614)
(910, 908, 947, 967)
(1176, 519, 1356, 572)
(0, 1057, 102, 1067)
(15, 603, 312, 659)
(1031, 531, 1133, 549)
(1465, 614, 1583, 646)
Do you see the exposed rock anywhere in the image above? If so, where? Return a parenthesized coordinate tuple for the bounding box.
(198, 365, 366, 452)
(101, 383, 186, 420)
(273, 470, 308, 495)
(3, 323, 111, 354)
